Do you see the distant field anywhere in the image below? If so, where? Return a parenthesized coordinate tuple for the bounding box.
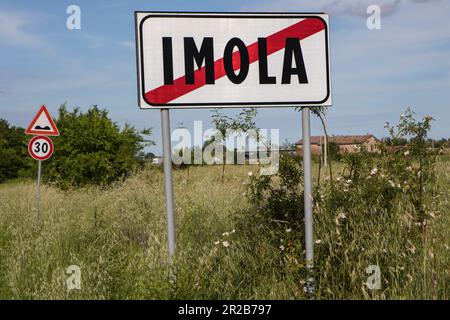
(0, 158, 448, 299)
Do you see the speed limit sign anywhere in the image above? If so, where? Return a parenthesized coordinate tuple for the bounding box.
(28, 135, 54, 161)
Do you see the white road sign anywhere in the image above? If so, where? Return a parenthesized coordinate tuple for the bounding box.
(135, 12, 331, 108)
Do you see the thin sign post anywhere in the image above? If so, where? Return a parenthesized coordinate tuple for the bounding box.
(302, 107, 314, 295)
(135, 12, 331, 284)
(161, 109, 176, 263)
(36, 160, 42, 222)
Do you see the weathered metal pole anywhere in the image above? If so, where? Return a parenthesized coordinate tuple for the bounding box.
(36, 160, 42, 223)
(302, 107, 314, 296)
(324, 109, 328, 167)
(161, 109, 176, 264)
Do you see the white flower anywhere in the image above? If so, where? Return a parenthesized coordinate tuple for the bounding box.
(247, 171, 253, 177)
(346, 179, 352, 184)
(404, 150, 410, 156)
(315, 239, 322, 244)
(279, 245, 285, 251)
(222, 241, 230, 247)
(406, 166, 412, 171)
(222, 230, 235, 236)
(370, 168, 378, 175)
(388, 180, 395, 188)
(407, 245, 416, 254)
(214, 240, 220, 245)
(286, 228, 292, 233)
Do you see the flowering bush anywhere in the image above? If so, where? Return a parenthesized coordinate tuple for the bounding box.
(243, 108, 444, 298)
(247, 154, 304, 222)
(320, 108, 438, 226)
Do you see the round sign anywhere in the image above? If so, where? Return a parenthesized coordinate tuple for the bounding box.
(28, 135, 54, 161)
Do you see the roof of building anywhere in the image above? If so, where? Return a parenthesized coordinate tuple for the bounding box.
(296, 134, 376, 146)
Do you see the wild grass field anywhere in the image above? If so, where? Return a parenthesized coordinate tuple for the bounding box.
(0, 158, 448, 299)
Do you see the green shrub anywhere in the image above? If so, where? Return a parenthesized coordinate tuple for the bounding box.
(0, 119, 30, 182)
(245, 108, 443, 298)
(247, 155, 304, 222)
(44, 105, 152, 188)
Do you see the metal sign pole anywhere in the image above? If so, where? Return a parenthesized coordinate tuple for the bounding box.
(324, 109, 328, 167)
(302, 107, 314, 296)
(36, 160, 42, 223)
(161, 109, 176, 264)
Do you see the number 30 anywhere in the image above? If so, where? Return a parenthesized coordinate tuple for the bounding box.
(34, 141, 49, 153)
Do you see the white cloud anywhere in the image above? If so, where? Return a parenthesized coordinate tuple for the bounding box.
(242, 0, 444, 17)
(0, 10, 43, 47)
(80, 34, 107, 49)
(322, 0, 402, 17)
(119, 40, 135, 51)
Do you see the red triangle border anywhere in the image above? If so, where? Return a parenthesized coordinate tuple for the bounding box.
(25, 105, 60, 136)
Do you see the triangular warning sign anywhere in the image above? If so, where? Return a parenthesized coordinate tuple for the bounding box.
(25, 105, 60, 136)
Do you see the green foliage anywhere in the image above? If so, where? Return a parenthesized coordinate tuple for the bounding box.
(210, 108, 259, 182)
(0, 108, 448, 299)
(45, 105, 153, 188)
(0, 157, 448, 299)
(317, 108, 438, 224)
(325, 140, 340, 161)
(247, 155, 304, 221)
(211, 108, 258, 135)
(0, 119, 30, 182)
(246, 108, 445, 298)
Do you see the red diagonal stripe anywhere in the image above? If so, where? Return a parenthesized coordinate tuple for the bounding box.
(145, 17, 325, 104)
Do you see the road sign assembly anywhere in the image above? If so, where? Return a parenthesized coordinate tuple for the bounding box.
(135, 12, 332, 294)
(26, 105, 59, 223)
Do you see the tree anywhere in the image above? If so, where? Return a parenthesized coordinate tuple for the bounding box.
(0, 119, 30, 183)
(45, 104, 153, 188)
(211, 108, 258, 182)
(325, 140, 340, 161)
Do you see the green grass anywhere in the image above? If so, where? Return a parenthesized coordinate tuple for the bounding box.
(0, 160, 448, 299)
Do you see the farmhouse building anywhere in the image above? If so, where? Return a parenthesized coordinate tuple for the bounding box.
(295, 134, 379, 156)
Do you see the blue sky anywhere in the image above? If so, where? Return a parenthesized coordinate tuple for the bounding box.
(1, 0, 449, 154)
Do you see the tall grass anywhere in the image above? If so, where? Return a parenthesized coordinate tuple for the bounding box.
(0, 160, 448, 299)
